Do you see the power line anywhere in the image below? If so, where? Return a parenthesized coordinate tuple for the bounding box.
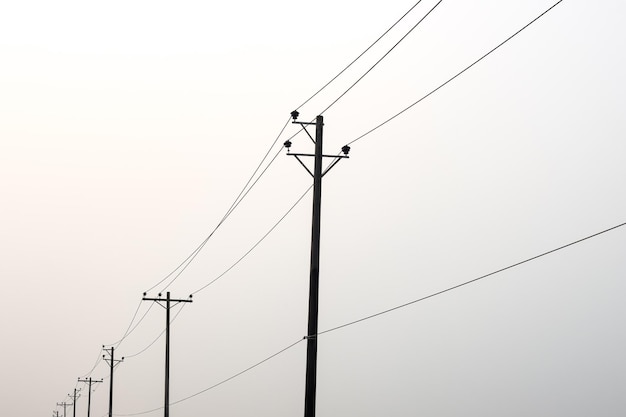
(144, 116, 292, 294)
(114, 338, 304, 416)
(294, 0, 427, 111)
(347, 0, 565, 146)
(317, 220, 626, 336)
(79, 347, 104, 378)
(124, 303, 188, 359)
(190, 185, 313, 295)
(320, 0, 443, 115)
(113, 220, 625, 416)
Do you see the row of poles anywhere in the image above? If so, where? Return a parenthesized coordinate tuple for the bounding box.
(55, 114, 349, 417)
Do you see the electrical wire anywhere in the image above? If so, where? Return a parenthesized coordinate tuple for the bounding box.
(102, 300, 144, 347)
(347, 0, 565, 146)
(295, 0, 426, 111)
(113, 338, 304, 416)
(102, 219, 626, 416)
(320, 0, 443, 115)
(113, 303, 156, 349)
(191, 184, 313, 295)
(79, 347, 104, 378)
(124, 302, 189, 359)
(144, 116, 292, 294)
(317, 220, 626, 336)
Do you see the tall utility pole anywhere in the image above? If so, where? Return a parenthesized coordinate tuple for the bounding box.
(103, 346, 123, 417)
(56, 402, 72, 417)
(142, 291, 193, 417)
(68, 388, 81, 417)
(284, 112, 350, 417)
(78, 377, 103, 417)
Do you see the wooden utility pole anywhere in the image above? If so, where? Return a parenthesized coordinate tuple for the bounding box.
(284, 112, 350, 417)
(68, 388, 80, 417)
(78, 377, 103, 417)
(142, 291, 193, 417)
(103, 346, 123, 417)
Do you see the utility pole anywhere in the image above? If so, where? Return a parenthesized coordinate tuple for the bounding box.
(284, 111, 350, 417)
(78, 377, 103, 417)
(103, 346, 123, 417)
(68, 388, 81, 417)
(57, 402, 72, 417)
(142, 291, 193, 417)
(53, 410, 60, 417)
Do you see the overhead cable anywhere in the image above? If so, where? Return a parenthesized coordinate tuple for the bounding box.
(348, 0, 565, 146)
(318, 220, 626, 336)
(295, 0, 426, 110)
(320, 0, 443, 115)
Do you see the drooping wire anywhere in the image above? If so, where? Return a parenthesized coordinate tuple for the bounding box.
(317, 220, 626, 336)
(347, 0, 565, 146)
(294, 0, 426, 111)
(112, 303, 156, 349)
(79, 346, 104, 378)
(124, 302, 189, 359)
(112, 219, 625, 416)
(113, 338, 304, 416)
(102, 299, 144, 348)
(320, 0, 443, 115)
(144, 116, 292, 294)
(191, 184, 313, 295)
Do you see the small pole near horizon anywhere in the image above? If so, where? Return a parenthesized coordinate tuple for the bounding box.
(68, 388, 81, 417)
(57, 402, 72, 417)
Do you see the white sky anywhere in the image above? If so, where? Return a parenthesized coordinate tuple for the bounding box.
(1, 0, 625, 416)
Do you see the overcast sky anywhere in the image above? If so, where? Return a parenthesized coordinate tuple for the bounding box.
(1, 0, 625, 416)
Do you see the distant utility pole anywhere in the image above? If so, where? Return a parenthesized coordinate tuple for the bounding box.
(53, 410, 60, 417)
(103, 346, 123, 417)
(284, 111, 350, 417)
(68, 388, 81, 417)
(142, 291, 193, 417)
(78, 377, 103, 417)
(57, 401, 72, 417)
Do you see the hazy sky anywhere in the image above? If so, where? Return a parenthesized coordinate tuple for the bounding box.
(1, 1, 625, 416)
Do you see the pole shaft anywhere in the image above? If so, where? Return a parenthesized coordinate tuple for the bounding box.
(108, 347, 114, 417)
(73, 389, 77, 417)
(165, 292, 170, 417)
(87, 378, 92, 417)
(304, 115, 324, 417)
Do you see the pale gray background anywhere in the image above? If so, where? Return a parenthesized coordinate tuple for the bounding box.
(1, 0, 625, 416)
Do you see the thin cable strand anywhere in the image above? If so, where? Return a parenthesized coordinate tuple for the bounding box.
(191, 185, 313, 295)
(318, 220, 626, 336)
(295, 0, 425, 110)
(348, 0, 564, 146)
(124, 303, 188, 359)
(145, 116, 292, 293)
(114, 338, 304, 416)
(320, 0, 442, 115)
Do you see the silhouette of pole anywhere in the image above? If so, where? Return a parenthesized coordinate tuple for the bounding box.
(78, 377, 103, 417)
(68, 388, 81, 417)
(103, 347, 123, 417)
(142, 291, 193, 417)
(284, 112, 350, 417)
(57, 402, 72, 417)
